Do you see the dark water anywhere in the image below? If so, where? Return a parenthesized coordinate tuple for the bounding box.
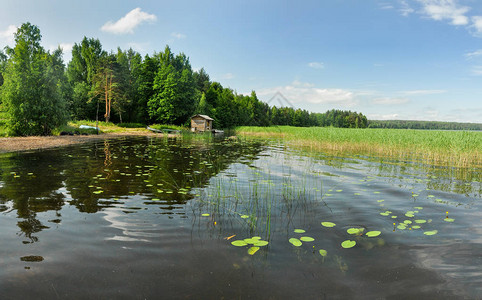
(0, 136, 480, 299)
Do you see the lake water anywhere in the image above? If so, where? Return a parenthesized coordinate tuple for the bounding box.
(0, 136, 480, 299)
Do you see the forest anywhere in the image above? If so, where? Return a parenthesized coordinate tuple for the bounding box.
(0, 23, 367, 136)
(368, 120, 482, 131)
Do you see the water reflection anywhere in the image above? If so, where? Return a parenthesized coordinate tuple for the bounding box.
(0, 137, 265, 244)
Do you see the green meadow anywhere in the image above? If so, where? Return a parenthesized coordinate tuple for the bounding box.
(236, 126, 481, 167)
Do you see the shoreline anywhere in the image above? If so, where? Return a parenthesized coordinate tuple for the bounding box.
(0, 130, 168, 154)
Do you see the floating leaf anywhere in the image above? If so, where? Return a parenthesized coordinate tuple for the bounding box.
(444, 218, 455, 222)
(244, 238, 258, 244)
(341, 240, 356, 249)
(240, 215, 249, 219)
(411, 225, 421, 229)
(405, 212, 415, 218)
(380, 212, 390, 216)
(253, 240, 269, 247)
(397, 224, 407, 230)
(294, 229, 306, 233)
(231, 240, 248, 247)
(347, 228, 364, 235)
(251, 236, 261, 240)
(424, 230, 438, 236)
(403, 220, 412, 224)
(300, 236, 315, 242)
(414, 207, 423, 210)
(321, 222, 336, 228)
(415, 219, 426, 224)
(289, 238, 302, 247)
(201, 213, 210, 217)
(366, 231, 381, 237)
(319, 249, 327, 257)
(248, 246, 260, 255)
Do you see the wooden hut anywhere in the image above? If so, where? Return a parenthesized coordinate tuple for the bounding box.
(190, 114, 214, 132)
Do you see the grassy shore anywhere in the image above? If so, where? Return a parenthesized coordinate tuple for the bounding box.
(236, 126, 481, 167)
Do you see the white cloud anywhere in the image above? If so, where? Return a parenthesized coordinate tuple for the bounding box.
(101, 8, 157, 34)
(471, 65, 482, 75)
(0, 24, 17, 47)
(399, 0, 415, 16)
(417, 0, 470, 25)
(367, 113, 401, 120)
(257, 81, 357, 107)
(371, 97, 410, 105)
(471, 16, 482, 35)
(399, 89, 446, 95)
(465, 49, 482, 59)
(308, 62, 324, 69)
(171, 32, 186, 39)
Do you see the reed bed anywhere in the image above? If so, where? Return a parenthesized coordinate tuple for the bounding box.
(236, 126, 481, 168)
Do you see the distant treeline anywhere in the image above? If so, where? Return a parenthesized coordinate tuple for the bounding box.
(368, 120, 482, 131)
(0, 23, 367, 136)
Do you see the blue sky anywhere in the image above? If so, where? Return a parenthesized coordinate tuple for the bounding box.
(1, 0, 481, 123)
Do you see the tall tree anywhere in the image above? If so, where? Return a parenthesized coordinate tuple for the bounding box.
(2, 23, 67, 135)
(148, 46, 196, 125)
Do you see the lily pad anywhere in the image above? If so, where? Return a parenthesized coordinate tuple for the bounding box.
(365, 231, 381, 237)
(341, 240, 356, 249)
(415, 219, 426, 224)
(201, 213, 210, 217)
(294, 229, 306, 233)
(248, 246, 260, 255)
(424, 230, 438, 236)
(240, 215, 249, 219)
(289, 238, 302, 247)
(244, 238, 258, 244)
(444, 218, 455, 222)
(411, 225, 421, 229)
(347, 228, 364, 235)
(253, 240, 269, 247)
(300, 236, 315, 242)
(319, 249, 327, 257)
(231, 240, 248, 247)
(321, 222, 336, 228)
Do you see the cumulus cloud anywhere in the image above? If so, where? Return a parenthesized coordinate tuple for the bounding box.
(0, 24, 18, 47)
(417, 0, 470, 25)
(101, 8, 157, 34)
(257, 81, 357, 107)
(399, 0, 415, 16)
(471, 16, 482, 35)
(465, 49, 482, 59)
(308, 62, 324, 69)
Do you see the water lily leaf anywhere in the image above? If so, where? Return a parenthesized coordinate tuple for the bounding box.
(415, 219, 426, 224)
(397, 224, 407, 230)
(411, 225, 421, 229)
(366, 231, 381, 237)
(405, 212, 415, 217)
(380, 212, 390, 216)
(294, 229, 306, 233)
(248, 246, 260, 255)
(240, 215, 249, 219)
(347, 228, 364, 235)
(319, 249, 327, 257)
(253, 240, 269, 247)
(231, 240, 248, 246)
(403, 220, 412, 224)
(244, 238, 258, 244)
(251, 236, 261, 240)
(300, 236, 315, 242)
(444, 218, 455, 222)
(201, 213, 210, 217)
(341, 240, 356, 249)
(289, 238, 302, 247)
(414, 207, 423, 210)
(321, 222, 336, 228)
(424, 230, 438, 236)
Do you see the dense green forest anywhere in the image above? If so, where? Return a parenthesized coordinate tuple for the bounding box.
(368, 120, 482, 131)
(0, 23, 367, 136)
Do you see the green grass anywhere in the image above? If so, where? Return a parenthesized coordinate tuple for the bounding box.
(236, 126, 482, 167)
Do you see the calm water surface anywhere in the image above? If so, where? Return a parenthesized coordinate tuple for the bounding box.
(0, 136, 480, 299)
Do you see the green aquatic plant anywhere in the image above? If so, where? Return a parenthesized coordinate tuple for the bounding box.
(347, 228, 364, 235)
(365, 231, 381, 237)
(319, 249, 327, 257)
(300, 236, 315, 242)
(321, 222, 336, 227)
(424, 230, 438, 236)
(294, 229, 306, 233)
(341, 240, 356, 249)
(248, 247, 260, 255)
(289, 238, 302, 247)
(231, 240, 248, 246)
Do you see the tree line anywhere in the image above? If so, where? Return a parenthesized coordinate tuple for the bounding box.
(368, 120, 482, 131)
(0, 23, 368, 136)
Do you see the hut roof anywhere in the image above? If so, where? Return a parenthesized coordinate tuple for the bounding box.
(191, 114, 214, 121)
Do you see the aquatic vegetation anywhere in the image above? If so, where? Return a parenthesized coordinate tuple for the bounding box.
(300, 236, 315, 242)
(321, 222, 336, 228)
(289, 238, 303, 247)
(341, 240, 356, 249)
(319, 249, 328, 257)
(424, 230, 438, 236)
(294, 229, 306, 233)
(365, 231, 381, 237)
